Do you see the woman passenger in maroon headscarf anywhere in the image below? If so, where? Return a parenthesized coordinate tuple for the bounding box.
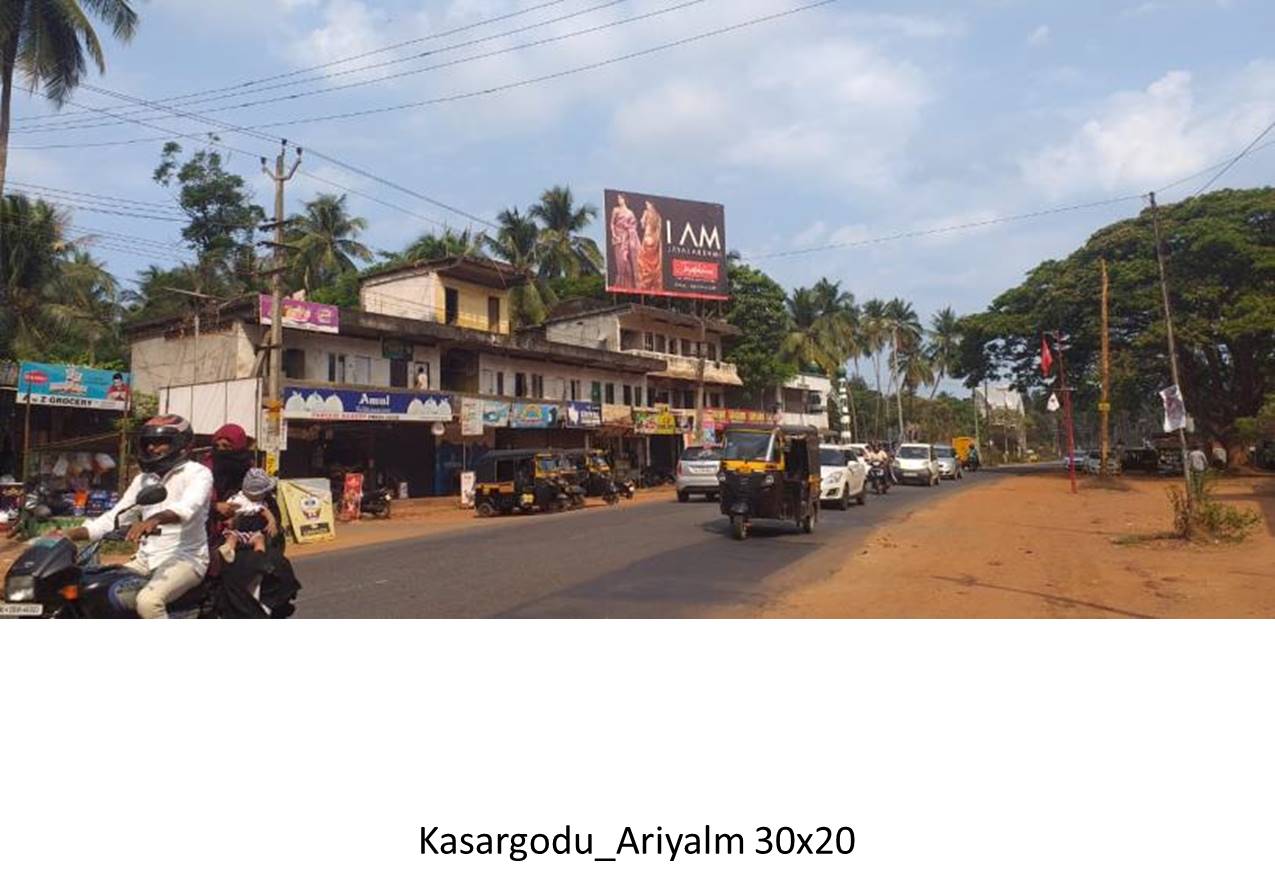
(203, 424, 255, 572)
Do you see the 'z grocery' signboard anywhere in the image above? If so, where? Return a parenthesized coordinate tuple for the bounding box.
(17, 362, 130, 411)
(604, 189, 727, 301)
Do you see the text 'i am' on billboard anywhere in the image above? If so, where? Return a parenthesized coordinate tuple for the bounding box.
(604, 189, 727, 301)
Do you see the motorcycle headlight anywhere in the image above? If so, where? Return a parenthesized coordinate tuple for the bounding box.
(5, 575, 35, 603)
(762, 473, 775, 486)
(716, 471, 726, 484)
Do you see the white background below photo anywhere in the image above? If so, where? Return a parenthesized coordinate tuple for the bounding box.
(1, 624, 1271, 890)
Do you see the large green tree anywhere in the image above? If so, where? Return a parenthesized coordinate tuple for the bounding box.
(0, 0, 138, 198)
(726, 262, 796, 408)
(153, 140, 264, 296)
(959, 188, 1275, 446)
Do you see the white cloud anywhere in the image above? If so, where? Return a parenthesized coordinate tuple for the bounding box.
(1019, 64, 1275, 198)
(1027, 25, 1050, 47)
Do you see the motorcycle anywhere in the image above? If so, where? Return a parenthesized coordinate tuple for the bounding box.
(360, 486, 394, 519)
(4, 480, 68, 541)
(617, 479, 636, 500)
(867, 461, 891, 495)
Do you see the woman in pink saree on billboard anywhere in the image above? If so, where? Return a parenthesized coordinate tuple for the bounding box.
(610, 194, 641, 289)
(637, 200, 663, 291)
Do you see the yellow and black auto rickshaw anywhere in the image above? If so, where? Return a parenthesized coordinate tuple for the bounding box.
(472, 449, 570, 517)
(717, 424, 821, 540)
(560, 448, 621, 505)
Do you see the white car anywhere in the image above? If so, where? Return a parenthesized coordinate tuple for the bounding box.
(675, 445, 721, 502)
(894, 443, 940, 486)
(819, 444, 867, 509)
(933, 444, 962, 480)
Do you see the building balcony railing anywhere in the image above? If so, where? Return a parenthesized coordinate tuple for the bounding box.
(621, 349, 741, 385)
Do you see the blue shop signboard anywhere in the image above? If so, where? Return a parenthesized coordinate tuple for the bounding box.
(283, 387, 453, 422)
(510, 402, 558, 428)
(16, 362, 131, 411)
(564, 401, 602, 428)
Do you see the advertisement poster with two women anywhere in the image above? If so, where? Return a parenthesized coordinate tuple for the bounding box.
(604, 189, 728, 300)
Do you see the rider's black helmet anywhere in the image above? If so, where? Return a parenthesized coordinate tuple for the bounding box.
(136, 414, 194, 476)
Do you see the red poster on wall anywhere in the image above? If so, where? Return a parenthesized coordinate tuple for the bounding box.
(340, 473, 364, 522)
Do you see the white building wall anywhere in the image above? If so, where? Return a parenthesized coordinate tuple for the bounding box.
(359, 271, 440, 321)
(129, 322, 257, 395)
(477, 353, 648, 406)
(544, 314, 621, 351)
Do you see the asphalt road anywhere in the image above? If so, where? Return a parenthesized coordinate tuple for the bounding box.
(295, 467, 1029, 618)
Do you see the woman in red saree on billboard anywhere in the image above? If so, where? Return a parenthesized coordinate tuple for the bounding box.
(610, 194, 641, 289)
(637, 200, 663, 291)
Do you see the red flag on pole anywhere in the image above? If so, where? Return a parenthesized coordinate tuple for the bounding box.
(1040, 335, 1054, 377)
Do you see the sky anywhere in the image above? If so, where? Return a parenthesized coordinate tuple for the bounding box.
(7, 0, 1275, 326)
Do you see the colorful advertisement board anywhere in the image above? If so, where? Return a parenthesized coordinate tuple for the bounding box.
(282, 386, 453, 422)
(16, 362, 130, 411)
(278, 478, 336, 544)
(604, 189, 728, 301)
(564, 401, 602, 428)
(482, 401, 511, 427)
(511, 402, 559, 429)
(633, 408, 695, 435)
(259, 295, 340, 334)
(340, 473, 364, 521)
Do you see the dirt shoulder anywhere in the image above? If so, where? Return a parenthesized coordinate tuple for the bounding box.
(764, 471, 1275, 618)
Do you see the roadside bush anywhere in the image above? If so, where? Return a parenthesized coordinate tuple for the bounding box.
(1168, 480, 1261, 542)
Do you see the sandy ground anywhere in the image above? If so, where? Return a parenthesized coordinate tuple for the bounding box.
(762, 471, 1275, 618)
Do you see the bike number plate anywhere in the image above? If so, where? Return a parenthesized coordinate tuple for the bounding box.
(0, 603, 44, 617)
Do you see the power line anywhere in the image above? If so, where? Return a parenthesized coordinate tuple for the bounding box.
(11, 0, 836, 148)
(6, 180, 177, 212)
(1190, 117, 1275, 196)
(17, 0, 636, 134)
(8, 190, 190, 223)
(11, 0, 574, 125)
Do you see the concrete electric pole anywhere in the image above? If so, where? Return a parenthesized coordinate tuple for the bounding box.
(260, 141, 301, 473)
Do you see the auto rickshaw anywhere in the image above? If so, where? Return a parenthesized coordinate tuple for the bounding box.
(717, 424, 821, 540)
(472, 449, 570, 517)
(560, 448, 621, 505)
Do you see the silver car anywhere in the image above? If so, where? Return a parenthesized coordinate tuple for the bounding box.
(676, 445, 721, 502)
(934, 444, 962, 480)
(894, 443, 940, 486)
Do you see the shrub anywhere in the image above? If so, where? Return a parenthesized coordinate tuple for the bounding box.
(1168, 481, 1261, 542)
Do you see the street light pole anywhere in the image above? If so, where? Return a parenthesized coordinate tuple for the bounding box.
(1148, 191, 1194, 511)
(261, 141, 301, 473)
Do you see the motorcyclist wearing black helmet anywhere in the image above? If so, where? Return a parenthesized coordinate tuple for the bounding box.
(63, 415, 214, 618)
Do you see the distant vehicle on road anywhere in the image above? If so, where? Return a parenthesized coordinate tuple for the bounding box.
(895, 443, 940, 486)
(819, 445, 867, 509)
(676, 445, 722, 502)
(1064, 450, 1087, 471)
(934, 444, 962, 480)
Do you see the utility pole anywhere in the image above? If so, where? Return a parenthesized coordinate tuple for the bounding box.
(1055, 331, 1078, 495)
(261, 141, 301, 474)
(1148, 192, 1194, 512)
(971, 385, 980, 448)
(1098, 258, 1111, 478)
(694, 301, 706, 442)
(892, 324, 905, 443)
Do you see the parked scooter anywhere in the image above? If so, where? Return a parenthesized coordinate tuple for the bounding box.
(360, 486, 394, 519)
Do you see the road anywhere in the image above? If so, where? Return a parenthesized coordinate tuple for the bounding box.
(295, 469, 1016, 618)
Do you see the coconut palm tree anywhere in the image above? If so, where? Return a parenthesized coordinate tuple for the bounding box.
(926, 306, 961, 399)
(0, 1, 140, 198)
(400, 225, 483, 263)
(859, 298, 888, 437)
(0, 193, 67, 357)
(781, 287, 838, 372)
(529, 185, 602, 279)
(286, 193, 373, 293)
(483, 206, 560, 327)
(45, 247, 121, 365)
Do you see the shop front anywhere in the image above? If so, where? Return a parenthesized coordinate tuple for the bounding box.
(634, 407, 696, 472)
(279, 384, 454, 497)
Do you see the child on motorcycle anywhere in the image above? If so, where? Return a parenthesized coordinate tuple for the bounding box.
(217, 468, 279, 564)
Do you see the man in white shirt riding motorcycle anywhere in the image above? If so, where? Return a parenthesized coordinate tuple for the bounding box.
(63, 415, 214, 618)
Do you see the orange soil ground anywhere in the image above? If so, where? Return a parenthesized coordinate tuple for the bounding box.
(759, 471, 1275, 618)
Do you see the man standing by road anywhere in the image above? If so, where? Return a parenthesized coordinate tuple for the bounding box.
(1188, 444, 1209, 499)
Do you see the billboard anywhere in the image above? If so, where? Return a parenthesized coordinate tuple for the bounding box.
(16, 362, 130, 411)
(604, 189, 727, 301)
(282, 386, 453, 422)
(259, 295, 340, 334)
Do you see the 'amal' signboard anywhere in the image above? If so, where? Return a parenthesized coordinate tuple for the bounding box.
(16, 362, 130, 411)
(283, 387, 452, 422)
(604, 189, 727, 301)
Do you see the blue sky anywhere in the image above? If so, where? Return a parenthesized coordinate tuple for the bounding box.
(8, 0, 1274, 324)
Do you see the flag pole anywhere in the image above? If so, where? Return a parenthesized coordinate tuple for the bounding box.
(1055, 331, 1078, 495)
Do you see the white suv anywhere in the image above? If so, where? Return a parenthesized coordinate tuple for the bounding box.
(894, 443, 940, 486)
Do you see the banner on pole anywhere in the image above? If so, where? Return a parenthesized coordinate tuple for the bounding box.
(1160, 385, 1187, 432)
